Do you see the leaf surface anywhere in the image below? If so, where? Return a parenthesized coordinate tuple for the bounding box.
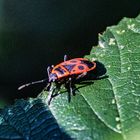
(0, 99, 70, 140)
(47, 15, 140, 140)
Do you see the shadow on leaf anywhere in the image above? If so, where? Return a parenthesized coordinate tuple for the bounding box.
(0, 98, 72, 140)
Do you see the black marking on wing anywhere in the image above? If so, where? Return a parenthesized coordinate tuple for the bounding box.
(78, 65, 84, 70)
(55, 67, 66, 74)
(80, 60, 94, 69)
(62, 64, 76, 72)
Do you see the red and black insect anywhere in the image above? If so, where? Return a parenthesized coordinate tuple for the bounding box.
(18, 55, 96, 105)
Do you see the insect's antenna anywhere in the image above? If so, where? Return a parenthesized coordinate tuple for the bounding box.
(18, 79, 47, 90)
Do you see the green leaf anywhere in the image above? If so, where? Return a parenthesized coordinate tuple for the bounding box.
(0, 99, 71, 140)
(41, 15, 140, 140)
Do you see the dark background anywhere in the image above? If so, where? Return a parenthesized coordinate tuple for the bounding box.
(0, 0, 140, 106)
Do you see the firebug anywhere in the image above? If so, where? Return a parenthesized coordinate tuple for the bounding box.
(18, 55, 96, 105)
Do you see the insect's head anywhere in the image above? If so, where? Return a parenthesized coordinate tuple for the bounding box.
(48, 73, 57, 82)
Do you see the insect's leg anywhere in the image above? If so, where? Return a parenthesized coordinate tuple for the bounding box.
(47, 66, 51, 75)
(65, 77, 73, 102)
(47, 65, 55, 90)
(47, 65, 54, 76)
(64, 55, 68, 61)
(47, 82, 61, 105)
(47, 83, 56, 105)
(47, 66, 52, 78)
(55, 82, 61, 94)
(69, 78, 73, 96)
(76, 72, 87, 80)
(45, 82, 51, 91)
(71, 84, 77, 96)
(46, 66, 51, 90)
(67, 85, 71, 103)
